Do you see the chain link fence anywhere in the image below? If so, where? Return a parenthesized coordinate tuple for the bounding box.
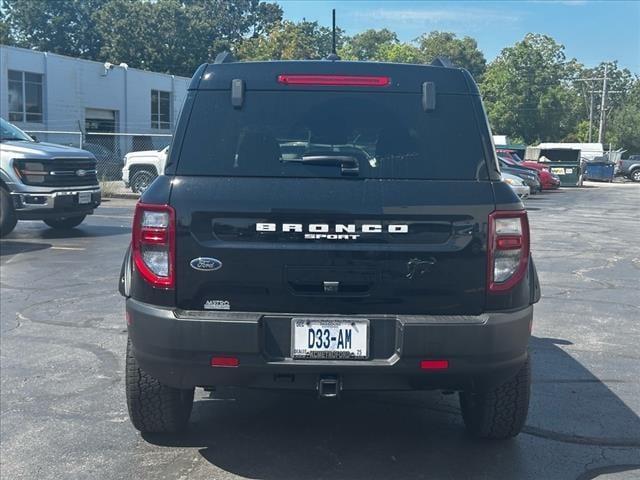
(24, 130, 172, 181)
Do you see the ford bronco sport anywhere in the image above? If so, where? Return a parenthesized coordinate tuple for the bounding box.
(119, 56, 540, 439)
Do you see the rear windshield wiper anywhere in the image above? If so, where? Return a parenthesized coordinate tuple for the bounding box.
(299, 155, 360, 176)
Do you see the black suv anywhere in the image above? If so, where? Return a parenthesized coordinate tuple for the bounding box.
(119, 57, 540, 439)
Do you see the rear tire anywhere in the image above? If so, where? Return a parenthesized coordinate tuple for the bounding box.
(43, 215, 86, 229)
(459, 356, 531, 440)
(130, 169, 157, 193)
(125, 338, 194, 433)
(631, 169, 640, 183)
(0, 187, 18, 238)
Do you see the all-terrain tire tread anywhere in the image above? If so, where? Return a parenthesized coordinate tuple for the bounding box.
(125, 339, 193, 433)
(460, 357, 531, 440)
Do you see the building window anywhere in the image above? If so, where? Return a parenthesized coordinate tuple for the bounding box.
(151, 90, 171, 129)
(8, 70, 44, 123)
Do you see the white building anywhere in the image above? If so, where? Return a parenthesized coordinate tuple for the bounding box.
(0, 44, 190, 153)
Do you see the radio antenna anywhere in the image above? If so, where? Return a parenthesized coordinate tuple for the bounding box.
(327, 9, 340, 60)
(332, 9, 337, 55)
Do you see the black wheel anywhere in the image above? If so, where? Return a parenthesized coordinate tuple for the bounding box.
(126, 338, 194, 433)
(631, 169, 640, 183)
(130, 169, 157, 193)
(43, 215, 86, 229)
(459, 356, 531, 440)
(0, 187, 18, 237)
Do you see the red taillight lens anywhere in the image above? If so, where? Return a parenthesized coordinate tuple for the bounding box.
(277, 74, 391, 87)
(487, 210, 530, 293)
(132, 203, 175, 289)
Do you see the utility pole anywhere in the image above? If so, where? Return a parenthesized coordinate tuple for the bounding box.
(588, 87, 594, 143)
(598, 64, 608, 144)
(574, 76, 606, 143)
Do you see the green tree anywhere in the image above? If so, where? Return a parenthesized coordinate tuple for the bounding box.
(481, 34, 582, 144)
(607, 80, 640, 152)
(563, 120, 591, 142)
(339, 29, 398, 60)
(339, 29, 423, 64)
(375, 43, 423, 64)
(0, 7, 11, 44)
(575, 61, 636, 141)
(235, 20, 343, 60)
(416, 31, 486, 79)
(2, 0, 107, 58)
(94, 0, 282, 77)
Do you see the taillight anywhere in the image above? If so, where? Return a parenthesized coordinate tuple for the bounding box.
(132, 203, 175, 289)
(277, 74, 391, 87)
(487, 210, 529, 293)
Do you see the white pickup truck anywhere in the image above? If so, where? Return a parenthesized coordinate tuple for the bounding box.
(122, 146, 168, 193)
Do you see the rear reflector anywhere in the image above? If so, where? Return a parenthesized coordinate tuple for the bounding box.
(211, 356, 239, 368)
(420, 359, 449, 370)
(496, 236, 523, 250)
(277, 74, 391, 87)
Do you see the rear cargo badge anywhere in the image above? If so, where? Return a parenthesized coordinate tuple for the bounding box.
(204, 300, 230, 310)
(190, 257, 222, 271)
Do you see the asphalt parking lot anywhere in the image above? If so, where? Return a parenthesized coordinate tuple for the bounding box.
(1, 183, 639, 480)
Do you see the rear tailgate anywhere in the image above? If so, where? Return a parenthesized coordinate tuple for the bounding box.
(169, 62, 498, 315)
(172, 177, 494, 315)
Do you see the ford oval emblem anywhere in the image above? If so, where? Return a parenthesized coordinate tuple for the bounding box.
(190, 257, 222, 271)
(76, 169, 87, 177)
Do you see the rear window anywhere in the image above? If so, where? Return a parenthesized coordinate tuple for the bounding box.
(176, 90, 488, 180)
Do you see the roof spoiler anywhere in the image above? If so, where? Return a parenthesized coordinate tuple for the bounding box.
(431, 56, 454, 68)
(214, 51, 236, 64)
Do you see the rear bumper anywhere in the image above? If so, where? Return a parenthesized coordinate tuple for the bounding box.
(541, 179, 560, 190)
(127, 299, 533, 392)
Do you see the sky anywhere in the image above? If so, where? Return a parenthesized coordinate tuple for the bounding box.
(279, 0, 640, 73)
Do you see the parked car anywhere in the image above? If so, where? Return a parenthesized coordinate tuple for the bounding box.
(122, 146, 168, 193)
(119, 56, 540, 439)
(501, 151, 560, 190)
(502, 172, 530, 199)
(82, 142, 123, 180)
(617, 155, 640, 182)
(498, 157, 541, 193)
(0, 117, 101, 237)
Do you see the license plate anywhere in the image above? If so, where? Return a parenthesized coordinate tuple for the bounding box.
(78, 191, 92, 204)
(292, 318, 368, 360)
(551, 167, 565, 175)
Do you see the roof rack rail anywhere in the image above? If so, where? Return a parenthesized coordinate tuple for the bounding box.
(431, 56, 454, 68)
(214, 51, 236, 64)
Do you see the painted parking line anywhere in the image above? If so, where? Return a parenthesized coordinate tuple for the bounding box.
(50, 246, 86, 251)
(90, 214, 134, 219)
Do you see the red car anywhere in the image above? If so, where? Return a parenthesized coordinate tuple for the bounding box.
(498, 149, 561, 190)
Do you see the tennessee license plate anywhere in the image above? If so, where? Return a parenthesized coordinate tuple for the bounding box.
(78, 191, 92, 204)
(292, 318, 369, 360)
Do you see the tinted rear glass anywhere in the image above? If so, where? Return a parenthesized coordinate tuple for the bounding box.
(176, 91, 488, 180)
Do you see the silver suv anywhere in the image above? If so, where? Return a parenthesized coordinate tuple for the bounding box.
(0, 118, 101, 237)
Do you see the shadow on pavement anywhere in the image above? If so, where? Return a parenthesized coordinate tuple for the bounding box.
(9, 225, 130, 240)
(143, 336, 640, 479)
(0, 240, 51, 257)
